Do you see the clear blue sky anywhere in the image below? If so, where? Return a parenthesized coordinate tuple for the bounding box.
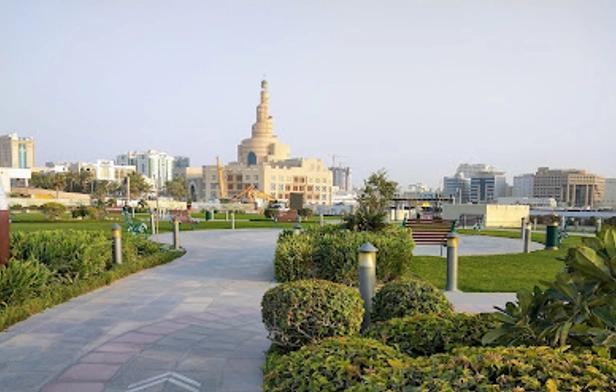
(1, 1, 615, 188)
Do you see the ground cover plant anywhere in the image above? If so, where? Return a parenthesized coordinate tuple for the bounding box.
(0, 230, 183, 331)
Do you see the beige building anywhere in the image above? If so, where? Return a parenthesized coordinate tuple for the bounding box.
(203, 80, 332, 205)
(0, 133, 35, 169)
(173, 167, 203, 202)
(533, 167, 605, 208)
(71, 160, 136, 182)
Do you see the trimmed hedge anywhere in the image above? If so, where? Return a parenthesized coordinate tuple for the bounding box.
(371, 279, 453, 322)
(264, 342, 616, 391)
(263, 337, 411, 392)
(261, 279, 364, 351)
(365, 312, 498, 358)
(274, 226, 414, 285)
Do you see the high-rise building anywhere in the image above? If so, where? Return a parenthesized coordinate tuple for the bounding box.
(443, 173, 471, 204)
(469, 171, 507, 203)
(115, 150, 175, 189)
(174, 156, 191, 169)
(203, 80, 332, 205)
(533, 167, 604, 208)
(0, 133, 35, 169)
(513, 173, 535, 198)
(330, 166, 352, 192)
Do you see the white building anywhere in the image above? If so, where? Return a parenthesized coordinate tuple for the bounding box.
(498, 197, 557, 208)
(71, 160, 136, 182)
(513, 173, 535, 198)
(116, 150, 175, 189)
(456, 163, 496, 178)
(599, 178, 616, 209)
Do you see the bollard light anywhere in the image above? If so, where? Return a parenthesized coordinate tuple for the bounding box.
(111, 223, 123, 265)
(319, 213, 324, 228)
(172, 217, 180, 250)
(523, 222, 532, 253)
(358, 242, 378, 331)
(293, 223, 302, 236)
(149, 212, 156, 235)
(446, 232, 458, 292)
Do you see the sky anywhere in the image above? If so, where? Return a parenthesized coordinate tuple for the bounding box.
(1, 1, 615, 189)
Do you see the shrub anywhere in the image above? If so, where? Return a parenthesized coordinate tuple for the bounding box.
(484, 225, 616, 356)
(41, 202, 67, 220)
(261, 279, 364, 351)
(365, 312, 498, 358)
(404, 346, 616, 390)
(10, 230, 110, 280)
(0, 260, 51, 307)
(371, 279, 453, 322)
(263, 337, 411, 392)
(274, 226, 414, 285)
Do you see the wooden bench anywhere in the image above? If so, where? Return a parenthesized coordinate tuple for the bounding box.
(169, 210, 199, 230)
(405, 219, 455, 255)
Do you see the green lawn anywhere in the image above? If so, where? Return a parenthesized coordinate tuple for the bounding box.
(9, 211, 328, 233)
(409, 235, 583, 292)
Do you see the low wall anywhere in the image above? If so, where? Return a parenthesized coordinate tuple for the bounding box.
(442, 204, 529, 228)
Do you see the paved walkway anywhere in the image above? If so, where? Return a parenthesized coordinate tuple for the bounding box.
(0, 230, 524, 392)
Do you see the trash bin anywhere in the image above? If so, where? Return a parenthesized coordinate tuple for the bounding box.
(545, 222, 559, 250)
(205, 210, 212, 221)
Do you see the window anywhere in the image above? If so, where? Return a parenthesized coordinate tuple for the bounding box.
(316, 178, 320, 183)
(286, 177, 291, 182)
(270, 184, 276, 191)
(244, 175, 250, 181)
(211, 174, 217, 180)
(278, 184, 284, 191)
(254, 175, 259, 180)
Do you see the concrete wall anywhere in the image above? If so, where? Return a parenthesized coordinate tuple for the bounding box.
(442, 204, 529, 228)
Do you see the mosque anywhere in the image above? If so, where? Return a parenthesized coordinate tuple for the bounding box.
(202, 80, 333, 205)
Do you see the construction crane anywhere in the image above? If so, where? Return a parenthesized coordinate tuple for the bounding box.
(231, 185, 276, 203)
(216, 157, 228, 199)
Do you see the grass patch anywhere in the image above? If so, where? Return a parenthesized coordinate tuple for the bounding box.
(409, 236, 583, 292)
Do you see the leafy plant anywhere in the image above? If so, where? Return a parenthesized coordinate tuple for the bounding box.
(263, 337, 411, 392)
(371, 279, 453, 322)
(365, 312, 497, 358)
(261, 279, 364, 351)
(484, 224, 616, 357)
(274, 226, 414, 285)
(0, 260, 50, 307)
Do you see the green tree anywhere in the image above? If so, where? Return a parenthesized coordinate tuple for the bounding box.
(165, 177, 188, 201)
(343, 169, 397, 232)
(125, 172, 153, 200)
(31, 172, 54, 189)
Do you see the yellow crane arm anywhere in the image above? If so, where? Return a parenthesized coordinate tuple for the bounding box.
(217, 157, 227, 199)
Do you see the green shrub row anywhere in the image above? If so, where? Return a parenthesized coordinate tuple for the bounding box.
(365, 312, 498, 358)
(274, 226, 414, 285)
(0, 249, 183, 332)
(261, 279, 364, 351)
(263, 338, 616, 391)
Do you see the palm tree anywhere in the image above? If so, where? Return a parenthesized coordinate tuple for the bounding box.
(52, 173, 67, 199)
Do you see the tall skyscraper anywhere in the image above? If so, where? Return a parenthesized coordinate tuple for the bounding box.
(115, 150, 175, 189)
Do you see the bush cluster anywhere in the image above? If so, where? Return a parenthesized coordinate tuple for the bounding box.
(365, 312, 497, 358)
(263, 337, 411, 392)
(274, 226, 414, 285)
(263, 339, 616, 391)
(371, 279, 453, 322)
(261, 279, 364, 352)
(1, 231, 168, 311)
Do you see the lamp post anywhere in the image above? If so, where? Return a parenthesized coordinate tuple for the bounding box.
(293, 223, 302, 236)
(111, 224, 122, 265)
(446, 232, 459, 292)
(358, 242, 378, 331)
